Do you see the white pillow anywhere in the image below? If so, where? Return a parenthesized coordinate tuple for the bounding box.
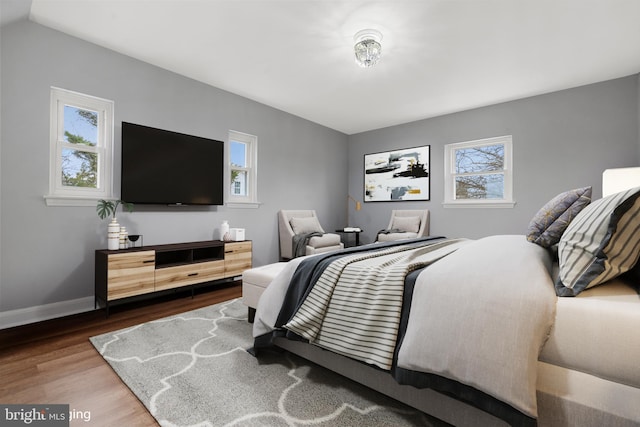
(392, 216, 420, 233)
(290, 216, 324, 235)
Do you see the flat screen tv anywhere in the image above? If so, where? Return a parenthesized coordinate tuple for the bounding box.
(121, 122, 224, 205)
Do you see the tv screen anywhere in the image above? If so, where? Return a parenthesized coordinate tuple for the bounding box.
(121, 122, 224, 205)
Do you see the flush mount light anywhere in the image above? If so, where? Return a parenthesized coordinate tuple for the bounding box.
(354, 29, 382, 68)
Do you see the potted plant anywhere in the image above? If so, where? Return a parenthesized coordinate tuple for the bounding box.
(96, 199, 133, 220)
(97, 200, 133, 250)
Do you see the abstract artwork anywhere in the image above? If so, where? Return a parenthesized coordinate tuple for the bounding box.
(364, 145, 430, 202)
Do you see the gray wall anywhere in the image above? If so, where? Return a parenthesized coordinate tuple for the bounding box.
(347, 75, 640, 243)
(0, 20, 348, 316)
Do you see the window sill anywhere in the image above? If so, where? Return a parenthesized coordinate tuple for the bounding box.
(44, 195, 102, 207)
(226, 201, 262, 209)
(442, 200, 516, 208)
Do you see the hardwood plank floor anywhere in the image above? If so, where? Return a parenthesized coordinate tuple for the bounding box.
(0, 283, 242, 426)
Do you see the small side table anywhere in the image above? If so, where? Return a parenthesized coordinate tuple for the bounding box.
(335, 228, 362, 247)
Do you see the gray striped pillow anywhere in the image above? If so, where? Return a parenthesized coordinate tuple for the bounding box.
(556, 186, 640, 296)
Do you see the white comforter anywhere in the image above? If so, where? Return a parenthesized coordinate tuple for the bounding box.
(253, 235, 557, 419)
(398, 235, 556, 417)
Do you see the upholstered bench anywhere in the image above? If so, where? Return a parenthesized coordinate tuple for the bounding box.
(242, 262, 288, 323)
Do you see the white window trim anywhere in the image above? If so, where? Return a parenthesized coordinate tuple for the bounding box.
(226, 130, 260, 209)
(45, 87, 114, 207)
(443, 135, 515, 208)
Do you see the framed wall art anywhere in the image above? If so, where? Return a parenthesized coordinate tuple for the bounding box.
(364, 145, 430, 202)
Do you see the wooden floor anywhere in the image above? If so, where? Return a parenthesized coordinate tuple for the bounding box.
(0, 283, 242, 426)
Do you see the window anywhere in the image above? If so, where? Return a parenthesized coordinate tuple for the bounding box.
(45, 87, 114, 206)
(443, 135, 515, 208)
(227, 130, 259, 207)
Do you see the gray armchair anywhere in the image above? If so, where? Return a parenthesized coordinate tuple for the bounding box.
(278, 210, 344, 260)
(376, 209, 430, 242)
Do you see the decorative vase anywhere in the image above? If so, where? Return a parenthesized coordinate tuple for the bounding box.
(119, 226, 128, 249)
(220, 220, 230, 241)
(108, 218, 120, 250)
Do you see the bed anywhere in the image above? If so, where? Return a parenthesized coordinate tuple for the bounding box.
(251, 171, 640, 427)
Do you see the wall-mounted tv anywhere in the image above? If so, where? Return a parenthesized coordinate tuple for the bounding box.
(121, 122, 224, 205)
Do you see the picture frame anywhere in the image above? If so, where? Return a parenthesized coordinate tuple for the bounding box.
(364, 145, 430, 202)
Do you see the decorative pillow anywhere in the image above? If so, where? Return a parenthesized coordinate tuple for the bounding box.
(526, 186, 592, 248)
(391, 216, 420, 233)
(290, 216, 324, 235)
(556, 186, 640, 296)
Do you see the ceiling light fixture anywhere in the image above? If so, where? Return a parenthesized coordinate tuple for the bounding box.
(354, 29, 382, 68)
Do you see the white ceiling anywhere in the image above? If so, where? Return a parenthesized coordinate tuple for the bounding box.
(11, 1, 640, 134)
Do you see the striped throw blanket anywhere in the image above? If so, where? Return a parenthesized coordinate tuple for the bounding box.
(284, 239, 466, 370)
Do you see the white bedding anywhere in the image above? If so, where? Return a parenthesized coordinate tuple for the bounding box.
(253, 235, 558, 420)
(252, 234, 640, 424)
(397, 235, 557, 418)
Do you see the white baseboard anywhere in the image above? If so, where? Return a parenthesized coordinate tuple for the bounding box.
(0, 296, 95, 330)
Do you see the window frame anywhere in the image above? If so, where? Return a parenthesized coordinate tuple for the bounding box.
(226, 130, 260, 208)
(45, 87, 114, 207)
(443, 135, 515, 208)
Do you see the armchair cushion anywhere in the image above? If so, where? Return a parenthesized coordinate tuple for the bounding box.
(309, 233, 341, 248)
(378, 232, 419, 242)
(290, 216, 324, 234)
(391, 216, 421, 233)
(376, 209, 429, 242)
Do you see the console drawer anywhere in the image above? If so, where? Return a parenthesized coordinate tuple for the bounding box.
(155, 260, 225, 291)
(107, 251, 155, 300)
(224, 241, 252, 277)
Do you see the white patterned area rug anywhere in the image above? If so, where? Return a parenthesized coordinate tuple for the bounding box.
(90, 298, 448, 427)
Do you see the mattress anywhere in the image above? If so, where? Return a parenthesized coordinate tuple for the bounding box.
(539, 278, 640, 388)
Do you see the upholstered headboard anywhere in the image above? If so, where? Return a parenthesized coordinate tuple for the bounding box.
(603, 167, 640, 197)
